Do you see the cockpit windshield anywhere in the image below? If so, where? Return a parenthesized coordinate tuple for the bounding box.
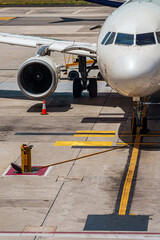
(105, 32, 116, 45)
(115, 33, 134, 46)
(101, 32, 111, 44)
(156, 32, 160, 44)
(136, 32, 156, 46)
(101, 31, 158, 46)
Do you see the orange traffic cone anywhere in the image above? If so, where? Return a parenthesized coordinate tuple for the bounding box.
(41, 100, 48, 115)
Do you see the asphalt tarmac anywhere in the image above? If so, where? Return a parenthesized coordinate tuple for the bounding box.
(0, 5, 160, 240)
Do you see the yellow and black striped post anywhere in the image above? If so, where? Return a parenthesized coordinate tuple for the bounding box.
(21, 144, 32, 172)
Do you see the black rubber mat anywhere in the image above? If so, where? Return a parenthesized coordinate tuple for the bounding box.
(84, 214, 149, 231)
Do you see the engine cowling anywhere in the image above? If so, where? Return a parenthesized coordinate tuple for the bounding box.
(17, 56, 60, 100)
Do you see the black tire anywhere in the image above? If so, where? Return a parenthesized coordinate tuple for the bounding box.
(73, 78, 82, 98)
(131, 117, 137, 135)
(68, 70, 79, 80)
(88, 79, 97, 97)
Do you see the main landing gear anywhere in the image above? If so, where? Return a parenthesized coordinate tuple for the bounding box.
(131, 98, 148, 135)
(73, 56, 97, 98)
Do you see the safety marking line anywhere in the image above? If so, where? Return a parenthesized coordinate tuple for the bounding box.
(0, 17, 16, 20)
(118, 100, 148, 216)
(73, 7, 87, 15)
(118, 135, 141, 215)
(118, 99, 149, 215)
(76, 131, 116, 133)
(74, 134, 115, 137)
(2, 165, 51, 177)
(0, 231, 160, 239)
(26, 10, 33, 15)
(2, 165, 11, 177)
(44, 166, 52, 177)
(54, 141, 113, 147)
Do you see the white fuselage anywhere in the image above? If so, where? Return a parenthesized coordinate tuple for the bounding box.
(97, 0, 160, 98)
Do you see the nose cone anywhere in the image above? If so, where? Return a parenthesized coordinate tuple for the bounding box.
(111, 54, 157, 96)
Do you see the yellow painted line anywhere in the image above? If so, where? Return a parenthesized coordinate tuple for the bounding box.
(116, 143, 130, 145)
(118, 100, 149, 215)
(54, 141, 113, 146)
(74, 134, 115, 137)
(0, 17, 15, 21)
(116, 142, 158, 145)
(118, 134, 141, 215)
(76, 130, 116, 133)
(118, 98, 149, 215)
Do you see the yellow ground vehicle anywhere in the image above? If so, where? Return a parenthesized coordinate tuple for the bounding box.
(64, 54, 102, 80)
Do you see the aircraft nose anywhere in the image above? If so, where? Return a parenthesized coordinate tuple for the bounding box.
(112, 54, 156, 81)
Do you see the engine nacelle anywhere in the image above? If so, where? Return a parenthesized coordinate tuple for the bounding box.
(17, 56, 60, 100)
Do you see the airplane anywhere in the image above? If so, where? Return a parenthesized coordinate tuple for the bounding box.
(83, 0, 125, 7)
(0, 0, 159, 134)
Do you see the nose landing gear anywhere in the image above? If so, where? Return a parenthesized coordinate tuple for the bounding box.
(73, 56, 98, 98)
(131, 98, 148, 135)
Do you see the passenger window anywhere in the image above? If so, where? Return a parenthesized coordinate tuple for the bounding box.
(115, 33, 134, 46)
(105, 32, 116, 45)
(101, 32, 111, 44)
(136, 32, 156, 46)
(156, 32, 160, 43)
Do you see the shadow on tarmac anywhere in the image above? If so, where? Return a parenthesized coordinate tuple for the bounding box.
(49, 17, 105, 24)
(0, 89, 160, 147)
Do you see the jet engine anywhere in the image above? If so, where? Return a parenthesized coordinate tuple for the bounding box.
(17, 55, 60, 100)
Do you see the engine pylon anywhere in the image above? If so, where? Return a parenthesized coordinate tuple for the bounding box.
(41, 100, 48, 115)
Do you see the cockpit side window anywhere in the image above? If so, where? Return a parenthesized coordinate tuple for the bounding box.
(136, 32, 156, 46)
(101, 32, 111, 44)
(105, 32, 116, 45)
(156, 32, 160, 43)
(115, 33, 134, 46)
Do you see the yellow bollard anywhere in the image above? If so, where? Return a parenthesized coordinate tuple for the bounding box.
(21, 144, 33, 172)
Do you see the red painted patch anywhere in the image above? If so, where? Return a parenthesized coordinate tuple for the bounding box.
(5, 166, 49, 176)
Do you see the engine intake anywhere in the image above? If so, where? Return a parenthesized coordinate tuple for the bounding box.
(17, 56, 60, 100)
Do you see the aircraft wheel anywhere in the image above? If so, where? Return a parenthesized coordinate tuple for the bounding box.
(88, 79, 97, 97)
(73, 78, 82, 98)
(69, 70, 79, 80)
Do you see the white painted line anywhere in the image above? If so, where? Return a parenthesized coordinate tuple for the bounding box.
(0, 232, 160, 239)
(26, 10, 33, 15)
(44, 166, 52, 177)
(53, 233, 160, 239)
(2, 165, 52, 177)
(21, 233, 54, 237)
(2, 165, 11, 177)
(73, 7, 87, 15)
(0, 233, 21, 237)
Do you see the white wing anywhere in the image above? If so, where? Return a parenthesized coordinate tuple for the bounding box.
(0, 33, 97, 58)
